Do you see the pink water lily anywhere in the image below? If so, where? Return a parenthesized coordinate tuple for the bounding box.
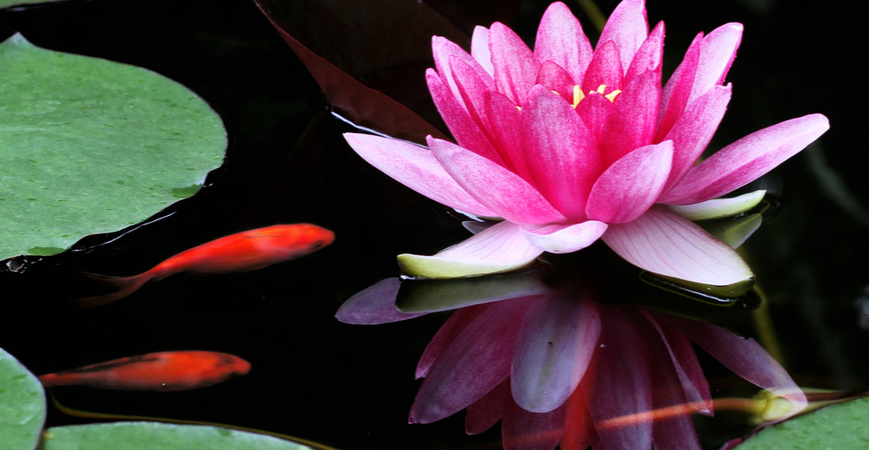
(344, 0, 828, 285)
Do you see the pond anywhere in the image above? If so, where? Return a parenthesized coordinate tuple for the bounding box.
(0, 0, 866, 449)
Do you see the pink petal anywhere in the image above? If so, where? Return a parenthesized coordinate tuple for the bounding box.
(428, 137, 568, 225)
(559, 387, 594, 450)
(471, 26, 494, 76)
(688, 23, 743, 105)
(484, 90, 530, 178)
(398, 220, 544, 279)
(335, 278, 427, 324)
(522, 221, 608, 254)
(660, 114, 830, 204)
(641, 310, 713, 415)
(597, 0, 649, 72)
(624, 21, 664, 87)
(432, 35, 494, 107)
(450, 56, 502, 155)
(675, 318, 808, 418)
(598, 69, 661, 167)
(582, 40, 623, 92)
(416, 304, 489, 379)
(466, 378, 509, 435)
(602, 205, 754, 285)
(574, 91, 615, 139)
(426, 69, 503, 164)
(502, 399, 567, 450)
(490, 22, 539, 105)
(512, 295, 602, 413)
(534, 1, 593, 83)
(660, 84, 732, 192)
(409, 298, 534, 424)
(520, 85, 601, 220)
(586, 140, 673, 224)
(344, 133, 497, 217)
(656, 33, 701, 141)
(535, 61, 576, 101)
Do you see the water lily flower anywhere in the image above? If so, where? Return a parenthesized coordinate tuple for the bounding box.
(337, 275, 807, 450)
(343, 0, 829, 286)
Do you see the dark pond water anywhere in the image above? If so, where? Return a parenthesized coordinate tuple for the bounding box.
(0, 0, 866, 449)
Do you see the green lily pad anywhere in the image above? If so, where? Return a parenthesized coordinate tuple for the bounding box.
(0, 348, 46, 450)
(0, 33, 226, 259)
(738, 398, 869, 449)
(41, 422, 316, 450)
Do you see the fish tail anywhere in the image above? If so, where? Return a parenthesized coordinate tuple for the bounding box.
(75, 273, 150, 308)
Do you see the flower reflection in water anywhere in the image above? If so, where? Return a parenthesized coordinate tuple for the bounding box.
(337, 267, 806, 450)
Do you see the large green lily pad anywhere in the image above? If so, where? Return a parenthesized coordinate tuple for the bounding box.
(41, 422, 316, 450)
(0, 348, 46, 450)
(0, 34, 226, 259)
(738, 398, 869, 449)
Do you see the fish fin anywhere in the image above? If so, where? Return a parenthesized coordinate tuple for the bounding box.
(75, 272, 150, 308)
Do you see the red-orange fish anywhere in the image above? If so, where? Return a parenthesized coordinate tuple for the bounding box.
(77, 223, 335, 307)
(38, 351, 251, 391)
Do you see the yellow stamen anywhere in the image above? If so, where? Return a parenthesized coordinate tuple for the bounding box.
(596, 84, 607, 94)
(572, 85, 584, 108)
(605, 89, 622, 102)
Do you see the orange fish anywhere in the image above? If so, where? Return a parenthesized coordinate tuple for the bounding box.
(77, 223, 335, 307)
(38, 351, 251, 391)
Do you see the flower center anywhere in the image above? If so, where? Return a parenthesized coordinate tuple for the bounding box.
(571, 84, 622, 108)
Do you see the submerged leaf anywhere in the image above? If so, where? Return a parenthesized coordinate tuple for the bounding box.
(0, 34, 226, 260)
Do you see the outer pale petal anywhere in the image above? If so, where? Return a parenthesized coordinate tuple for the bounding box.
(597, 0, 649, 71)
(522, 221, 608, 254)
(586, 141, 673, 224)
(602, 205, 754, 285)
(471, 26, 494, 76)
(428, 137, 568, 225)
(521, 86, 601, 220)
(335, 278, 427, 324)
(688, 23, 743, 105)
(490, 22, 539, 105)
(398, 221, 544, 279)
(512, 295, 601, 413)
(667, 190, 765, 220)
(535, 1, 593, 83)
(409, 298, 534, 424)
(660, 114, 829, 204)
(344, 133, 497, 217)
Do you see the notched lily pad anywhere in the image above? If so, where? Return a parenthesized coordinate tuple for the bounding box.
(0, 34, 226, 260)
(40, 422, 316, 450)
(0, 348, 46, 450)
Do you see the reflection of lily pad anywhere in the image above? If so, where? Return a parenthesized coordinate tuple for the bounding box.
(738, 398, 868, 449)
(0, 34, 226, 259)
(0, 348, 46, 450)
(41, 422, 315, 450)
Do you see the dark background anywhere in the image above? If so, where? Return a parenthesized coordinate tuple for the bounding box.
(0, 0, 865, 449)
